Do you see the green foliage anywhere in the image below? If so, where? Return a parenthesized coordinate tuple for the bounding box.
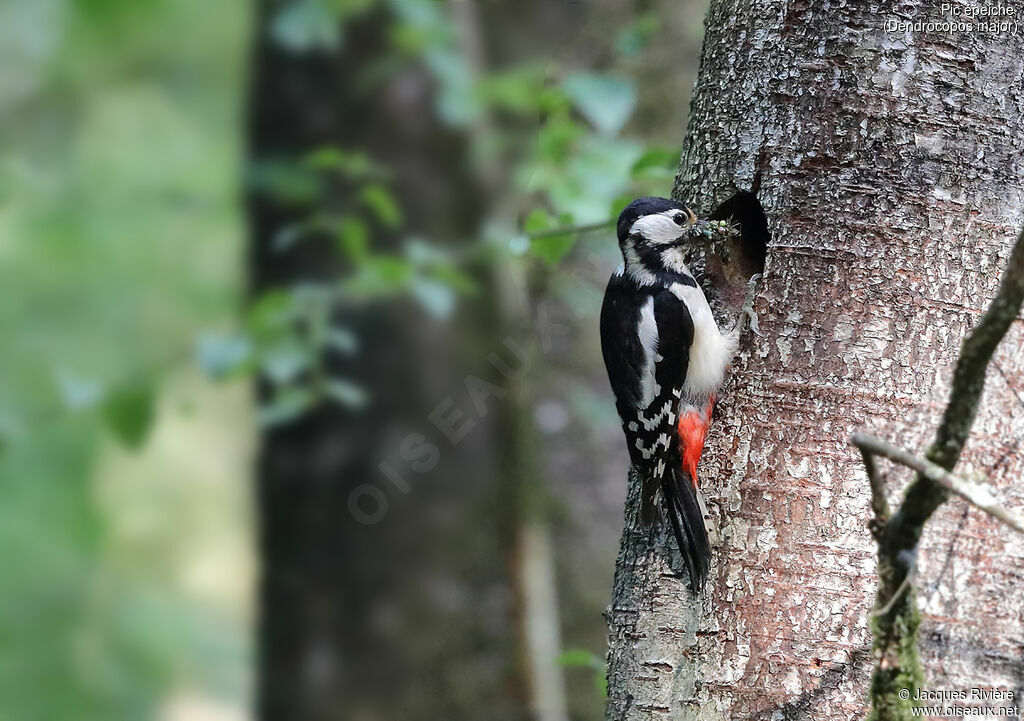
(509, 68, 673, 263)
(223, 0, 678, 425)
(269, 0, 378, 54)
(558, 648, 607, 698)
(57, 370, 105, 411)
(271, 0, 341, 52)
(197, 334, 254, 380)
(524, 209, 576, 268)
(615, 12, 660, 57)
(1, 0, 687, 716)
(101, 383, 156, 450)
(360, 184, 404, 229)
(0, 0, 251, 718)
(562, 72, 638, 136)
(632, 146, 681, 179)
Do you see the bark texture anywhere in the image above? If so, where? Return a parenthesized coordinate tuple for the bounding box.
(606, 3, 1024, 719)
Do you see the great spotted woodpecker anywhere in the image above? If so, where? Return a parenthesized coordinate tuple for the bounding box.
(600, 196, 759, 589)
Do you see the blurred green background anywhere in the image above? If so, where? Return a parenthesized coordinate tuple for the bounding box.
(0, 1, 707, 719)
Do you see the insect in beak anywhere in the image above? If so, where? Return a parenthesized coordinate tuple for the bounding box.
(686, 218, 737, 245)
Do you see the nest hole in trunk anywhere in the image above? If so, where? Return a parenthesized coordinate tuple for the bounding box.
(696, 190, 770, 320)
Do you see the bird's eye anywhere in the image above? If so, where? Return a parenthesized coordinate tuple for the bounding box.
(673, 213, 687, 226)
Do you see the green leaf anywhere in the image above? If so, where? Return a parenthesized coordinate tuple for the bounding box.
(404, 237, 448, 265)
(341, 255, 414, 297)
(523, 207, 551, 234)
(270, 0, 339, 53)
(430, 263, 478, 295)
(303, 146, 348, 170)
(425, 46, 478, 126)
(508, 234, 530, 256)
(304, 147, 379, 178)
(615, 13, 659, 57)
(631, 146, 679, 176)
(535, 113, 585, 165)
(561, 137, 644, 222)
(247, 160, 322, 205)
(360, 184, 403, 229)
(56, 370, 104, 410)
(556, 648, 607, 699)
(247, 290, 298, 337)
(260, 340, 312, 385)
(325, 327, 359, 355)
(271, 223, 308, 253)
(259, 387, 315, 427)
(609, 194, 634, 220)
(197, 334, 253, 380)
(324, 378, 368, 409)
(530, 232, 575, 268)
(476, 65, 547, 114)
(557, 650, 600, 667)
(335, 215, 370, 260)
(411, 278, 455, 319)
(562, 72, 637, 136)
(102, 383, 156, 450)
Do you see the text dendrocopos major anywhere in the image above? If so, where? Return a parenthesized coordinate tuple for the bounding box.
(600, 196, 759, 590)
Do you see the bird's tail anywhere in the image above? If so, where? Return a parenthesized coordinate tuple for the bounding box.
(660, 463, 712, 590)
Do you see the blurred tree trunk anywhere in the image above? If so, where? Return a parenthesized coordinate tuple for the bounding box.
(605, 2, 1024, 718)
(245, 3, 509, 721)
(246, 1, 584, 720)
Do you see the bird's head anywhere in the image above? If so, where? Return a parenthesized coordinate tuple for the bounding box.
(616, 196, 731, 281)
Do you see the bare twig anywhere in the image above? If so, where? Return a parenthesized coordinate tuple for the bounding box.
(860, 446, 890, 537)
(880, 225, 1024, 571)
(526, 219, 614, 240)
(852, 433, 1024, 535)
(868, 563, 916, 618)
(853, 225, 1024, 721)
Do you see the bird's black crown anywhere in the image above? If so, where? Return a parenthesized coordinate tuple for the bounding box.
(616, 196, 692, 242)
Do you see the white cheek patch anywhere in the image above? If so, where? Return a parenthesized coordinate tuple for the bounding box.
(630, 212, 684, 246)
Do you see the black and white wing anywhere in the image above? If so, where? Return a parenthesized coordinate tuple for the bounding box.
(600, 272, 711, 587)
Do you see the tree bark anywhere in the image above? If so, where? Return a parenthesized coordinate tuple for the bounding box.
(606, 3, 1024, 719)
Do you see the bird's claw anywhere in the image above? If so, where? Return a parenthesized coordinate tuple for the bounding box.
(742, 273, 763, 337)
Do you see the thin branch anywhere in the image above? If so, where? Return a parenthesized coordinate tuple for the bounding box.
(526, 219, 614, 240)
(860, 446, 890, 536)
(887, 226, 1024, 549)
(869, 563, 916, 618)
(852, 433, 1024, 535)
(927, 227, 1024, 467)
(853, 227, 1024, 720)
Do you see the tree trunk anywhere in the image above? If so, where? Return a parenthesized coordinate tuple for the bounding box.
(606, 3, 1024, 719)
(246, 4, 513, 720)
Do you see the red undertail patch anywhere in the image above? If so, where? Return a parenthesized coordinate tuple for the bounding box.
(677, 397, 715, 488)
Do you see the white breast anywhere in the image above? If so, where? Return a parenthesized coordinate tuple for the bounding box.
(670, 283, 736, 398)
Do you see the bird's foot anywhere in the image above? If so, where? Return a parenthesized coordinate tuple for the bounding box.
(741, 273, 763, 337)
